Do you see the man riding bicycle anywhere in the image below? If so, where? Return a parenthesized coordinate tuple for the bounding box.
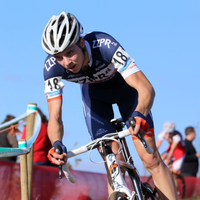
(41, 11, 177, 199)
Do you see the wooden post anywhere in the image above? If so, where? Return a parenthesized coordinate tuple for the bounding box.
(19, 140, 29, 200)
(26, 103, 37, 200)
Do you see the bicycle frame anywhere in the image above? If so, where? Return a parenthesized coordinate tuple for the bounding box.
(61, 119, 155, 200)
(104, 145, 135, 199)
(102, 137, 145, 200)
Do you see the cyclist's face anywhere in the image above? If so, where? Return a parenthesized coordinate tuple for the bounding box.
(165, 133, 173, 143)
(54, 44, 85, 73)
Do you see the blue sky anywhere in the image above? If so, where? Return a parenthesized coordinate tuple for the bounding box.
(1, 0, 200, 175)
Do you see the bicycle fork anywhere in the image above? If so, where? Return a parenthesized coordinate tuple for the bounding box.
(105, 150, 135, 199)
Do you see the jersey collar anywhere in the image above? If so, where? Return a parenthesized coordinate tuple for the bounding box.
(85, 40, 93, 67)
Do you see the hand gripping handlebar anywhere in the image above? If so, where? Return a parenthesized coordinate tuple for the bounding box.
(129, 117, 154, 154)
(62, 120, 154, 183)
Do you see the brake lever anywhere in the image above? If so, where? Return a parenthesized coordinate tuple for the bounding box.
(55, 145, 63, 179)
(136, 133, 148, 148)
(129, 117, 154, 154)
(129, 117, 147, 145)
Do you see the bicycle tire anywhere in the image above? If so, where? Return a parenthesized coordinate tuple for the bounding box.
(147, 173, 186, 199)
(109, 191, 128, 200)
(142, 182, 159, 200)
(146, 176, 161, 199)
(146, 176, 156, 191)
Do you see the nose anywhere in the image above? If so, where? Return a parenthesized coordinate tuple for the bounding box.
(62, 56, 72, 67)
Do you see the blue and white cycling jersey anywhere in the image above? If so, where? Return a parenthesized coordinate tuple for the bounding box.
(43, 31, 140, 101)
(43, 31, 154, 140)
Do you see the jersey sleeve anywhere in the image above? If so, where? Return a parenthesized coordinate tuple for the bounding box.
(157, 131, 166, 141)
(85, 32, 140, 79)
(43, 55, 65, 102)
(172, 134, 181, 143)
(112, 46, 140, 79)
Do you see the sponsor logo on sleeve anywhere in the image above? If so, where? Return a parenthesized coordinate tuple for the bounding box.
(48, 89, 62, 98)
(44, 57, 57, 71)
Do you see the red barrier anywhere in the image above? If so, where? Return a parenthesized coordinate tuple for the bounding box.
(0, 161, 200, 199)
(0, 161, 108, 200)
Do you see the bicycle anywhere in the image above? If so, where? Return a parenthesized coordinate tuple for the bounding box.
(56, 117, 159, 200)
(146, 165, 185, 199)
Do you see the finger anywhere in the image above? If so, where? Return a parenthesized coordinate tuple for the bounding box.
(48, 154, 66, 165)
(50, 148, 65, 160)
(48, 148, 66, 164)
(133, 124, 140, 135)
(53, 153, 66, 160)
(52, 157, 65, 165)
(129, 124, 140, 135)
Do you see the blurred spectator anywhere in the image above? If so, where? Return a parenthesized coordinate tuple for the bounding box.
(21, 107, 53, 166)
(0, 114, 19, 162)
(156, 122, 185, 190)
(181, 126, 200, 177)
(157, 122, 185, 173)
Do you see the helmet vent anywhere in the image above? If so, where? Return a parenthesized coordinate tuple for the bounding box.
(50, 30, 55, 47)
(42, 39, 50, 51)
(59, 26, 66, 47)
(69, 25, 78, 45)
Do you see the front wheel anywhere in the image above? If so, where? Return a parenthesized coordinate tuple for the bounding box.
(109, 191, 128, 200)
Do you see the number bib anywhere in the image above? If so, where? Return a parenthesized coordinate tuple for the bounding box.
(44, 76, 64, 100)
(112, 46, 139, 78)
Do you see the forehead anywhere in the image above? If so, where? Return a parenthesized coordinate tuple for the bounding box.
(166, 132, 173, 136)
(54, 45, 75, 57)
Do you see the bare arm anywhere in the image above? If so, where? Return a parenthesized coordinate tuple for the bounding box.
(156, 140, 163, 149)
(166, 142, 178, 161)
(125, 71, 155, 135)
(125, 71, 155, 117)
(47, 98, 63, 145)
(47, 98, 68, 165)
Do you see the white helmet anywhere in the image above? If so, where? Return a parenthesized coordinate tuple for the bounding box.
(163, 122, 175, 133)
(42, 12, 83, 55)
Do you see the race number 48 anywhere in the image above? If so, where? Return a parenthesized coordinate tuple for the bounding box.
(112, 46, 129, 66)
(48, 78, 61, 91)
(45, 76, 64, 93)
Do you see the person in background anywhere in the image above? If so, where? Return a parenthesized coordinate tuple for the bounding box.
(21, 107, 53, 166)
(181, 126, 200, 177)
(0, 115, 19, 162)
(157, 122, 185, 190)
(157, 122, 185, 173)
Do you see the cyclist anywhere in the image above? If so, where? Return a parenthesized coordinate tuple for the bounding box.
(157, 122, 185, 189)
(41, 11, 177, 199)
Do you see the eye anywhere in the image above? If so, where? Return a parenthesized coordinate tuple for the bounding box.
(66, 50, 73, 56)
(54, 56, 62, 61)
